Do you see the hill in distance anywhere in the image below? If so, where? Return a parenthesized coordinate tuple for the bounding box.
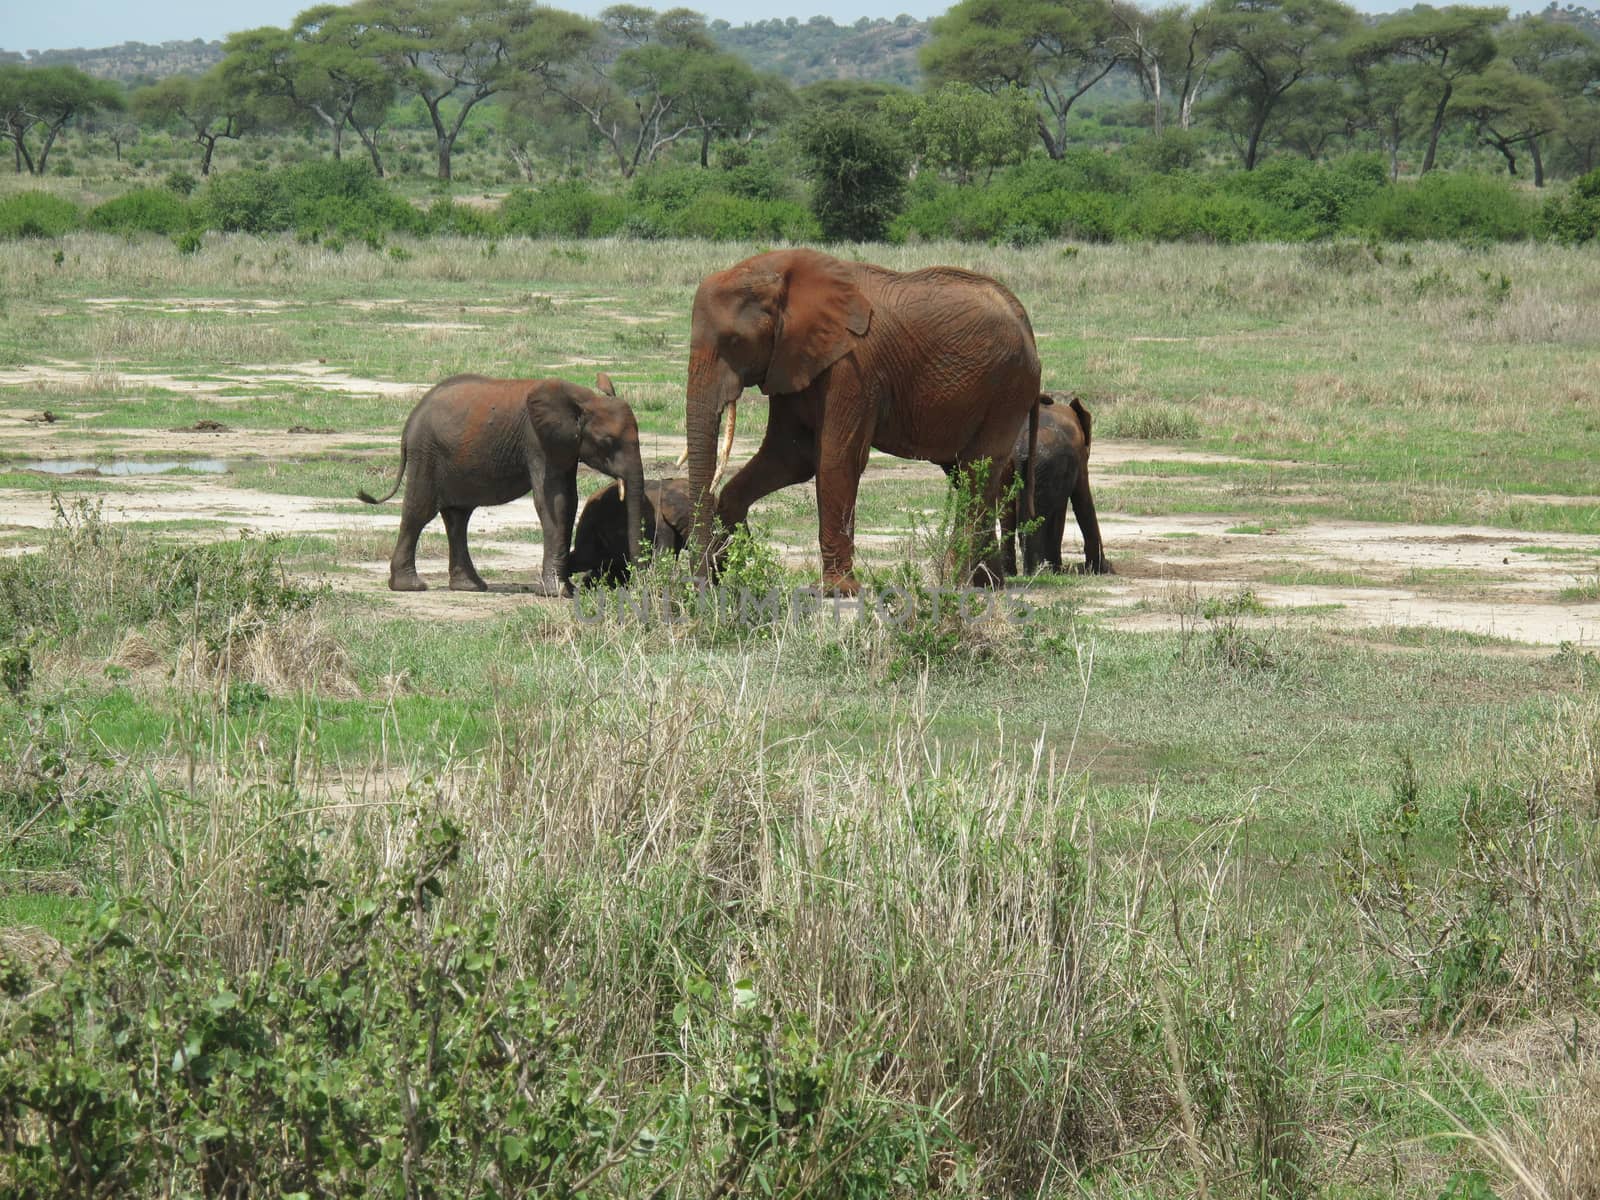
(1, 15, 932, 89)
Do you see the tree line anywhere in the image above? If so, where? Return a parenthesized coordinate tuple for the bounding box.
(925, 0, 1600, 184)
(1, 1, 1598, 195)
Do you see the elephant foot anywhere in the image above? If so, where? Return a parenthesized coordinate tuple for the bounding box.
(821, 573, 860, 598)
(1073, 558, 1114, 576)
(531, 577, 575, 599)
(448, 573, 488, 592)
(389, 572, 427, 592)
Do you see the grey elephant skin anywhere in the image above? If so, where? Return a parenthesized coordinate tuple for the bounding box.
(359, 373, 644, 595)
(1007, 394, 1110, 575)
(568, 478, 696, 586)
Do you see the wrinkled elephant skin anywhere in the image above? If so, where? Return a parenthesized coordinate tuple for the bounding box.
(683, 248, 1042, 595)
(360, 373, 645, 596)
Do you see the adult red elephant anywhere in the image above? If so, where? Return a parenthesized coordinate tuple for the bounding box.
(684, 248, 1042, 595)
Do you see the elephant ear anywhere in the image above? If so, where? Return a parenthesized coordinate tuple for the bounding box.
(765, 252, 872, 397)
(1069, 396, 1092, 451)
(525, 382, 586, 454)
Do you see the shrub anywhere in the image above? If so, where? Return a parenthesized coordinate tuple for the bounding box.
(0, 499, 320, 649)
(0, 192, 81, 239)
(422, 198, 495, 237)
(1116, 186, 1277, 244)
(1126, 128, 1204, 173)
(1538, 167, 1600, 244)
(1353, 171, 1536, 242)
(666, 194, 821, 241)
(163, 169, 197, 196)
(498, 181, 627, 238)
(1228, 154, 1388, 238)
(792, 107, 910, 242)
(88, 188, 192, 236)
(197, 161, 421, 238)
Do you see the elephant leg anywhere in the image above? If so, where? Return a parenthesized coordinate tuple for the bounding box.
(715, 406, 818, 562)
(1044, 506, 1068, 572)
(945, 454, 1010, 587)
(814, 377, 877, 596)
(388, 476, 436, 592)
(533, 474, 579, 597)
(1071, 474, 1111, 574)
(441, 507, 487, 592)
(1000, 469, 1021, 577)
(957, 403, 1034, 587)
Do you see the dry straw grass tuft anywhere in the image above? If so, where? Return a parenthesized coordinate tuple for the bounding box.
(177, 603, 359, 698)
(111, 629, 164, 670)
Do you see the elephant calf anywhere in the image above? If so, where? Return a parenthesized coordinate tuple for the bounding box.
(568, 477, 696, 586)
(1004, 394, 1110, 575)
(359, 373, 645, 596)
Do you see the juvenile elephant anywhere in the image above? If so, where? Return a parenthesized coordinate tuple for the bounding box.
(359, 373, 643, 595)
(1005, 394, 1110, 575)
(685, 248, 1042, 594)
(568, 477, 696, 585)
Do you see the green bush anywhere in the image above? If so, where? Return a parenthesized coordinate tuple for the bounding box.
(88, 188, 192, 236)
(197, 161, 421, 238)
(1116, 186, 1278, 244)
(498, 181, 627, 238)
(0, 192, 81, 239)
(1227, 155, 1388, 238)
(422, 197, 496, 237)
(792, 106, 910, 242)
(1538, 167, 1600, 244)
(1353, 171, 1536, 242)
(666, 194, 821, 241)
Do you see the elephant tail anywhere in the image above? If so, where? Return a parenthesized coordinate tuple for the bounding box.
(1024, 395, 1041, 528)
(358, 440, 407, 505)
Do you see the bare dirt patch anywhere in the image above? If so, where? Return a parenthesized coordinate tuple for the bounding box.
(2, 413, 1594, 645)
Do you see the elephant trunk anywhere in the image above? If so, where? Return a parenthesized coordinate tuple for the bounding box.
(622, 456, 645, 567)
(685, 350, 742, 575)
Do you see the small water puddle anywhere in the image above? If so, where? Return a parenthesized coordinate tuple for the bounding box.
(21, 460, 230, 476)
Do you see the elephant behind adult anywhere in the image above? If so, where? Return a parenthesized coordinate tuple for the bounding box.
(568, 477, 696, 585)
(359, 373, 643, 595)
(684, 248, 1042, 595)
(1005, 394, 1110, 575)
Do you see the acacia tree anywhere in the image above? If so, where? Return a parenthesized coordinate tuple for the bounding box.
(221, 27, 341, 155)
(0, 67, 34, 173)
(529, 7, 765, 178)
(1456, 62, 1562, 181)
(290, 5, 402, 175)
(922, 0, 1125, 160)
(1349, 5, 1503, 174)
(359, 0, 542, 181)
(1208, 0, 1358, 170)
(0, 65, 124, 175)
(131, 69, 255, 175)
(1349, 59, 1429, 179)
(1110, 1, 1223, 133)
(1498, 17, 1600, 184)
(891, 81, 1036, 183)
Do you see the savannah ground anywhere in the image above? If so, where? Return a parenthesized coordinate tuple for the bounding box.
(1, 232, 1597, 1197)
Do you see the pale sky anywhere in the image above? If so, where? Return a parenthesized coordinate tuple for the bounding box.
(1, 0, 1539, 56)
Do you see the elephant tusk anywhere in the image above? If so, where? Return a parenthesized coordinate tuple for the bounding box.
(617, 478, 626, 503)
(675, 445, 689, 468)
(711, 401, 736, 489)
